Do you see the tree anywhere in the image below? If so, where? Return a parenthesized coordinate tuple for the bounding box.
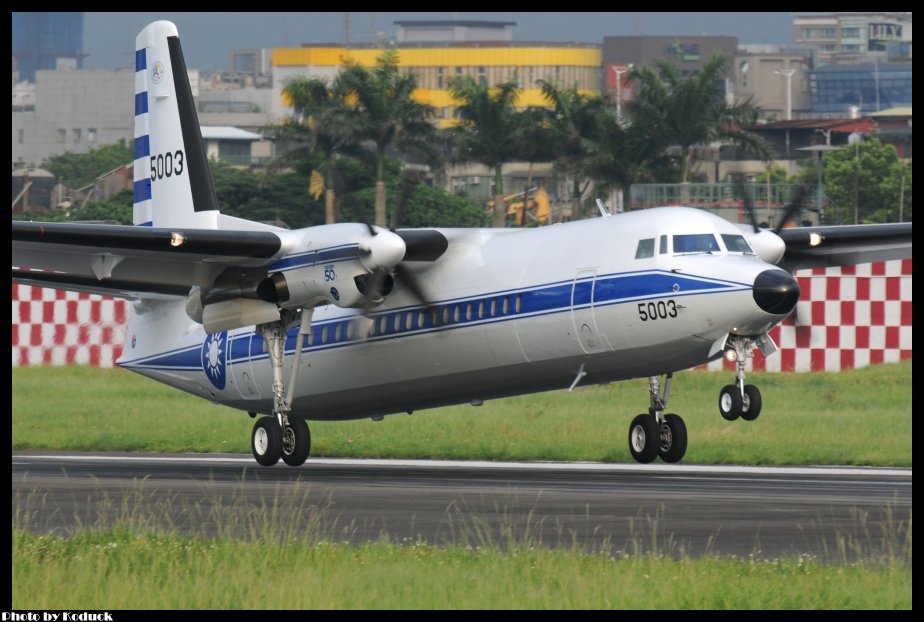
(336, 50, 437, 227)
(536, 80, 627, 218)
(267, 76, 353, 224)
(627, 54, 770, 183)
(821, 137, 911, 224)
(43, 140, 133, 188)
(447, 77, 528, 227)
(338, 172, 485, 228)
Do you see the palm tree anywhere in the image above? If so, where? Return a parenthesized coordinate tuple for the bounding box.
(273, 76, 349, 223)
(536, 80, 625, 218)
(336, 50, 437, 227)
(627, 53, 770, 183)
(447, 77, 526, 227)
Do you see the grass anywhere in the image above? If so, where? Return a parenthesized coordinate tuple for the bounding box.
(11, 361, 912, 466)
(11, 530, 912, 609)
(11, 485, 913, 610)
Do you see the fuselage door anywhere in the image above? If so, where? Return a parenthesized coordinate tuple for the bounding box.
(571, 269, 608, 354)
(228, 330, 263, 399)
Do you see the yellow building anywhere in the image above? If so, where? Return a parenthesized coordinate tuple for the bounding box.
(271, 43, 601, 127)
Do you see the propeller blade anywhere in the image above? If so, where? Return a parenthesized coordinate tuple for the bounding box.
(773, 186, 808, 234)
(737, 178, 760, 233)
(365, 222, 377, 237)
(393, 264, 430, 309)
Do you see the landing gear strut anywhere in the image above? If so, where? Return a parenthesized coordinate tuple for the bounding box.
(718, 336, 762, 422)
(628, 373, 687, 464)
(250, 309, 313, 467)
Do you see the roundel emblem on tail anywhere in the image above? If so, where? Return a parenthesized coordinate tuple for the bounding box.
(202, 331, 227, 390)
(151, 61, 165, 85)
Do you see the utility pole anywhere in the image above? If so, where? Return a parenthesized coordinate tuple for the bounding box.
(774, 68, 796, 121)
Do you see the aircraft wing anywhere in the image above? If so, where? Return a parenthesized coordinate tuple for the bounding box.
(12, 221, 282, 300)
(778, 222, 913, 272)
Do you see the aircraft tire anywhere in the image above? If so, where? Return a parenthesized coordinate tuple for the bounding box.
(719, 385, 742, 421)
(252, 417, 283, 466)
(282, 418, 311, 467)
(628, 414, 660, 463)
(658, 414, 688, 463)
(741, 385, 762, 421)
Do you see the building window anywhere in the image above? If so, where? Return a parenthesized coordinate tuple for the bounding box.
(57, 129, 66, 143)
(17, 129, 24, 144)
(87, 128, 97, 144)
(478, 66, 486, 85)
(455, 66, 463, 78)
(437, 67, 444, 89)
(72, 129, 82, 143)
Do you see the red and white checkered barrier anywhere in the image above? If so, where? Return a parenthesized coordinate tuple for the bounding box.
(12, 284, 127, 367)
(705, 258, 912, 372)
(12, 259, 912, 371)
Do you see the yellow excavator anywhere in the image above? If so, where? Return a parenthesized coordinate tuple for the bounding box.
(487, 187, 551, 226)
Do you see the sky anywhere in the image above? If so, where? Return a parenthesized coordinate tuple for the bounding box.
(79, 12, 795, 73)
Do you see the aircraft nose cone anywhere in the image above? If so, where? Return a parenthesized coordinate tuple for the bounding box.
(753, 270, 800, 315)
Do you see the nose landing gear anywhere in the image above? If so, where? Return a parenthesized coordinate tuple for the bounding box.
(718, 336, 763, 422)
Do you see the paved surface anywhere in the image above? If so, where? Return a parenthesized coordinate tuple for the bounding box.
(11, 452, 912, 559)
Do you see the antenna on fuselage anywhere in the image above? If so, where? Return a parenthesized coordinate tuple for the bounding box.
(595, 198, 612, 217)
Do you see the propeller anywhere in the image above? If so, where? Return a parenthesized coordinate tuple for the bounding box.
(773, 185, 808, 235)
(737, 178, 761, 234)
(356, 170, 445, 331)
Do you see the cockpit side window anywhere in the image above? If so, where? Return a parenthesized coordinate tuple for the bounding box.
(659, 235, 668, 254)
(673, 234, 720, 254)
(721, 234, 754, 253)
(635, 238, 655, 259)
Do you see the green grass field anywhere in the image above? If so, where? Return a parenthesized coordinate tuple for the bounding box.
(12, 361, 912, 465)
(12, 528, 912, 609)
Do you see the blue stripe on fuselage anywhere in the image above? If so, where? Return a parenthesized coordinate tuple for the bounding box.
(122, 270, 749, 373)
(135, 49, 146, 71)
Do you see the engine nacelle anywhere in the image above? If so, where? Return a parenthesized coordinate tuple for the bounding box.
(202, 298, 281, 334)
(736, 225, 786, 265)
(258, 260, 370, 310)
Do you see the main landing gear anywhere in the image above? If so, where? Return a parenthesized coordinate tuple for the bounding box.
(718, 336, 762, 422)
(250, 309, 313, 467)
(628, 373, 687, 464)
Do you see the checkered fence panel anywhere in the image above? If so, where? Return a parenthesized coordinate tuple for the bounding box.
(12, 259, 912, 371)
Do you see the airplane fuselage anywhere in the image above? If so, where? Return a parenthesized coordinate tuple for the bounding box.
(119, 208, 784, 421)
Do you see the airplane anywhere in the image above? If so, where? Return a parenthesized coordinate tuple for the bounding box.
(12, 21, 913, 467)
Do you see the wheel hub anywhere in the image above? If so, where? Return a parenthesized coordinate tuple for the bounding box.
(631, 425, 646, 452)
(282, 426, 296, 456)
(254, 428, 268, 455)
(660, 423, 673, 452)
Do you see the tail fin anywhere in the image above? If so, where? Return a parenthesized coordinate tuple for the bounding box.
(134, 21, 219, 228)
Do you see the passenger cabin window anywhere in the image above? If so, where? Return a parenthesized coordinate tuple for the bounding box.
(635, 238, 655, 259)
(721, 234, 754, 253)
(673, 234, 720, 254)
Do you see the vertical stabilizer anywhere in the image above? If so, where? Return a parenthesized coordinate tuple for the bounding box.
(134, 21, 219, 228)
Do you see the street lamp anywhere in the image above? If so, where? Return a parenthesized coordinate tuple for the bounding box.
(612, 64, 632, 123)
(774, 68, 796, 121)
(798, 144, 843, 223)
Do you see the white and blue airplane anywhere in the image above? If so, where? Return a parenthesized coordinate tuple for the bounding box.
(12, 21, 912, 467)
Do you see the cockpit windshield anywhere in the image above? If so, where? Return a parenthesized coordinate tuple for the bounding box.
(721, 234, 754, 254)
(673, 233, 720, 254)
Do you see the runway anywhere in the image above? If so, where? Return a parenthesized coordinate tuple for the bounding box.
(11, 452, 912, 560)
